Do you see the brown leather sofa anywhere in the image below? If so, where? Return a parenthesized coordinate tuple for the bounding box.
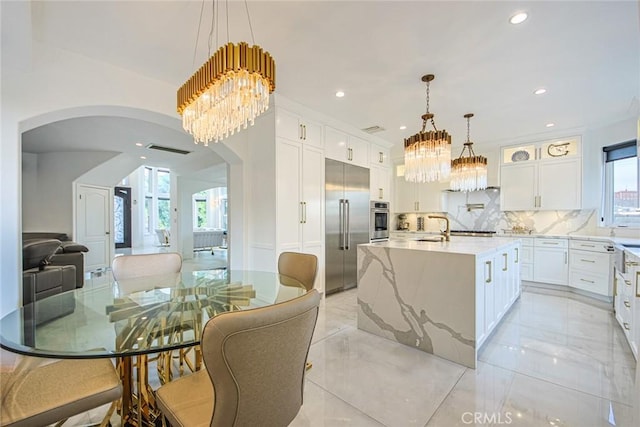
(23, 232, 88, 288)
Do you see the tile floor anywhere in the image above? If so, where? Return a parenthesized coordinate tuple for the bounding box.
(70, 266, 638, 426)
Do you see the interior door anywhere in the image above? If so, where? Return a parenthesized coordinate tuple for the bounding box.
(76, 184, 111, 272)
(114, 186, 132, 249)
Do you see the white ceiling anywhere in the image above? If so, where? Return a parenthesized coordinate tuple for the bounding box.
(18, 1, 640, 171)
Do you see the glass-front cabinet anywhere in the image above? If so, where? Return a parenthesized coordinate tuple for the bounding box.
(500, 137, 582, 211)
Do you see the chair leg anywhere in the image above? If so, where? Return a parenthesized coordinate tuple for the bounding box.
(99, 401, 118, 427)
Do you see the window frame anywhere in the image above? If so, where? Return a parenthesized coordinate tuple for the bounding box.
(602, 140, 639, 228)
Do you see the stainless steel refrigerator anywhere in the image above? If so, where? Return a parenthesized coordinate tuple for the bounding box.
(325, 158, 370, 294)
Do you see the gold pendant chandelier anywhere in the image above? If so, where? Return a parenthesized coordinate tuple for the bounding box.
(177, 1, 276, 146)
(450, 113, 488, 192)
(404, 74, 452, 183)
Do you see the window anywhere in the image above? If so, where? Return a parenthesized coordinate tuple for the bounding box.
(142, 167, 172, 234)
(603, 140, 638, 227)
(192, 187, 227, 230)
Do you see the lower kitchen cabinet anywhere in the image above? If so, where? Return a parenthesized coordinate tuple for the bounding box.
(519, 237, 534, 281)
(533, 237, 568, 285)
(568, 239, 613, 297)
(615, 250, 640, 359)
(476, 242, 521, 348)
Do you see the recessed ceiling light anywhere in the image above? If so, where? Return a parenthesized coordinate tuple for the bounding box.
(135, 142, 143, 147)
(545, 123, 555, 128)
(510, 12, 528, 24)
(534, 88, 547, 95)
(140, 156, 147, 159)
(335, 91, 345, 98)
(399, 125, 407, 130)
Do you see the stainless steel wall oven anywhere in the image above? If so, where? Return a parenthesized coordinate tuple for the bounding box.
(370, 201, 389, 242)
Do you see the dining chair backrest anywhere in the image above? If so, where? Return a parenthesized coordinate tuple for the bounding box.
(0, 349, 121, 427)
(201, 289, 321, 427)
(277, 252, 318, 291)
(111, 252, 182, 281)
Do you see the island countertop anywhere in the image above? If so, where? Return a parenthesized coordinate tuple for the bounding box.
(361, 236, 519, 256)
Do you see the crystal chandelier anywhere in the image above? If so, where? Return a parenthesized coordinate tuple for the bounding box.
(450, 113, 488, 192)
(177, 3, 275, 146)
(404, 74, 452, 183)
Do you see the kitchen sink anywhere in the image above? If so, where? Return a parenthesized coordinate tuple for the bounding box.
(415, 237, 444, 242)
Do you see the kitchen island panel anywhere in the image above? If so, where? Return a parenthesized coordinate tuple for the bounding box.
(358, 245, 478, 368)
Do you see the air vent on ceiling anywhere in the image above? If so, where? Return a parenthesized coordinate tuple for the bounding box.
(146, 144, 191, 155)
(361, 125, 386, 134)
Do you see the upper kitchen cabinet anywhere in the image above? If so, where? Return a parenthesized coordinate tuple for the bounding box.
(276, 108, 323, 149)
(500, 137, 582, 211)
(369, 144, 391, 168)
(325, 126, 370, 168)
(394, 165, 447, 213)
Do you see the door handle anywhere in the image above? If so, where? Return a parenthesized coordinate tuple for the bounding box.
(339, 199, 344, 250)
(345, 199, 350, 250)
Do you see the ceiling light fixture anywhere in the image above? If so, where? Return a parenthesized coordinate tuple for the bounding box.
(177, 0, 276, 146)
(135, 142, 143, 147)
(335, 91, 345, 98)
(450, 113, 487, 192)
(399, 125, 407, 130)
(546, 123, 555, 127)
(534, 88, 547, 95)
(510, 12, 528, 24)
(403, 74, 452, 183)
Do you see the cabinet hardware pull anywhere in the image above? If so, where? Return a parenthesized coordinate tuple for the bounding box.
(542, 242, 559, 245)
(515, 247, 519, 263)
(626, 261, 639, 267)
(625, 280, 632, 286)
(636, 271, 640, 298)
(564, 251, 568, 264)
(303, 201, 307, 223)
(379, 188, 383, 200)
(624, 322, 630, 330)
(299, 124, 303, 140)
(303, 125, 307, 140)
(579, 278, 595, 284)
(379, 151, 383, 163)
(503, 253, 508, 271)
(580, 244, 595, 247)
(624, 301, 631, 308)
(486, 260, 492, 283)
(300, 202, 304, 224)
(580, 259, 595, 263)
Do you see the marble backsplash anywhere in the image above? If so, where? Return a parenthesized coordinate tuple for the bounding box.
(394, 189, 600, 236)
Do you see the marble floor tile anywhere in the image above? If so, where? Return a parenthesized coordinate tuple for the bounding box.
(62, 286, 638, 427)
(498, 372, 635, 427)
(306, 326, 466, 426)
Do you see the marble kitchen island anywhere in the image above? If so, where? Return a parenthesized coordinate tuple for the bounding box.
(357, 237, 521, 368)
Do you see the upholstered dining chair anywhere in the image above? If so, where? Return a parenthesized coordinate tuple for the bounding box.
(155, 289, 321, 427)
(0, 349, 122, 427)
(111, 252, 183, 282)
(277, 251, 318, 291)
(111, 252, 188, 380)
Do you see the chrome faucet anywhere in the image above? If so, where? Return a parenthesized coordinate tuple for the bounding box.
(428, 215, 450, 241)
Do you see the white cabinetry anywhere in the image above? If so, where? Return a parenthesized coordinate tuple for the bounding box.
(369, 143, 392, 201)
(616, 251, 640, 359)
(500, 137, 581, 211)
(533, 237, 568, 285)
(276, 108, 323, 147)
(325, 126, 369, 168)
(519, 237, 534, 281)
(568, 239, 613, 297)
(394, 169, 447, 213)
(476, 242, 521, 348)
(370, 166, 391, 202)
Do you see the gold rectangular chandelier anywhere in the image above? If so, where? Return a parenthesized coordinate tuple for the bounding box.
(177, 41, 276, 146)
(450, 113, 488, 191)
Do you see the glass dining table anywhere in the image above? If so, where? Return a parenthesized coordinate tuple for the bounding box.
(0, 269, 307, 426)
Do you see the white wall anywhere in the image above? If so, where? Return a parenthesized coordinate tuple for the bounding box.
(0, 1, 244, 314)
(22, 151, 119, 236)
